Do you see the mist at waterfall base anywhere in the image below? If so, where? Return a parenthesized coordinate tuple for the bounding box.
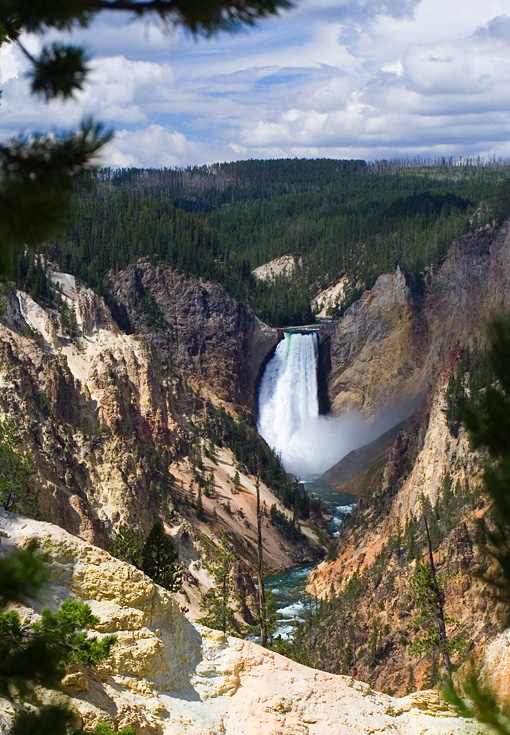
(257, 331, 411, 480)
(257, 331, 419, 639)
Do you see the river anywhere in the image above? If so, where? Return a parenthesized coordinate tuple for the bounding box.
(265, 482, 355, 639)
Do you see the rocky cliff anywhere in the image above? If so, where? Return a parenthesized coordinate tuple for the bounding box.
(325, 223, 510, 420)
(0, 512, 484, 735)
(302, 222, 510, 693)
(326, 266, 428, 418)
(111, 261, 279, 413)
(305, 375, 495, 694)
(0, 265, 317, 618)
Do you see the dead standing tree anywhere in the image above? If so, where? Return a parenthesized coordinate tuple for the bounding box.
(256, 471, 267, 647)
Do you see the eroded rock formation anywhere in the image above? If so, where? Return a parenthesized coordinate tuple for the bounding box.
(305, 373, 498, 694)
(303, 222, 510, 693)
(0, 266, 314, 617)
(112, 262, 279, 412)
(326, 223, 510, 420)
(0, 512, 483, 735)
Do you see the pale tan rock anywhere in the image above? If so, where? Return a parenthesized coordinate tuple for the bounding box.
(326, 223, 510, 422)
(0, 512, 485, 735)
(482, 628, 510, 705)
(62, 669, 90, 693)
(312, 275, 350, 319)
(327, 267, 427, 419)
(252, 255, 301, 282)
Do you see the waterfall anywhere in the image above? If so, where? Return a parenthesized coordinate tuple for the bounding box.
(257, 332, 319, 472)
(258, 330, 337, 479)
(258, 330, 420, 479)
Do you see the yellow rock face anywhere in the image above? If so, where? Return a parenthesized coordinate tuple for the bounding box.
(482, 629, 510, 705)
(328, 268, 428, 420)
(0, 512, 484, 735)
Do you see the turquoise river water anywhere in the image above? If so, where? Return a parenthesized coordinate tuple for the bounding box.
(264, 482, 355, 639)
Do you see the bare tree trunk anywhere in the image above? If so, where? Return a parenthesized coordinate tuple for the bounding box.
(3, 488, 13, 511)
(256, 473, 267, 647)
(424, 516, 452, 679)
(222, 570, 228, 634)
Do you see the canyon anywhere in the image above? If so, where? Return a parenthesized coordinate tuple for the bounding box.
(2, 216, 510, 729)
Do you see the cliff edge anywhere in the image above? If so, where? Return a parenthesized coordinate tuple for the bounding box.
(0, 512, 483, 735)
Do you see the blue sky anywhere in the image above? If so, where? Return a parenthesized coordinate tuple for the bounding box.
(2, 0, 510, 167)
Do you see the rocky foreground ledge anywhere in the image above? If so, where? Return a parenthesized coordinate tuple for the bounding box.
(0, 512, 483, 735)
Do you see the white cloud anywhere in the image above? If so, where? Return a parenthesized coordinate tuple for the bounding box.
(3, 0, 510, 166)
(107, 125, 201, 167)
(0, 44, 25, 84)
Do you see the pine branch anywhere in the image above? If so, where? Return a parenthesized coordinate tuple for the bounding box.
(97, 0, 293, 33)
(0, 119, 112, 249)
(30, 43, 90, 101)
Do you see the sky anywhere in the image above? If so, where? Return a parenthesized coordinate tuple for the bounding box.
(2, 0, 510, 168)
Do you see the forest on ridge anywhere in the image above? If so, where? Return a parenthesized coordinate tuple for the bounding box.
(15, 158, 510, 326)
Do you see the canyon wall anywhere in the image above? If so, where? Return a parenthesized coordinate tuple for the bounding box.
(0, 266, 313, 617)
(304, 222, 510, 693)
(304, 369, 497, 694)
(112, 262, 279, 412)
(326, 223, 510, 419)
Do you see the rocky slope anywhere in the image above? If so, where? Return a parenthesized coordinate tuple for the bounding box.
(324, 223, 510, 420)
(305, 375, 495, 694)
(303, 352, 500, 694)
(252, 254, 301, 283)
(300, 221, 510, 693)
(111, 261, 279, 413)
(0, 512, 485, 735)
(311, 276, 350, 319)
(320, 421, 404, 497)
(0, 265, 319, 618)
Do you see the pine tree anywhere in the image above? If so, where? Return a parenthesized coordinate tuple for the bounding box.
(410, 562, 458, 680)
(231, 470, 241, 494)
(140, 520, 182, 592)
(190, 443, 203, 480)
(405, 666, 416, 695)
(0, 418, 34, 513)
(206, 440, 218, 464)
(204, 469, 215, 498)
(462, 315, 510, 603)
(255, 472, 267, 646)
(264, 588, 281, 645)
(196, 482, 205, 521)
(110, 523, 142, 568)
(199, 536, 237, 635)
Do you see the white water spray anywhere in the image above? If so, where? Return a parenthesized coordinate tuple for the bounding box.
(258, 331, 318, 454)
(258, 332, 358, 478)
(258, 331, 424, 480)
